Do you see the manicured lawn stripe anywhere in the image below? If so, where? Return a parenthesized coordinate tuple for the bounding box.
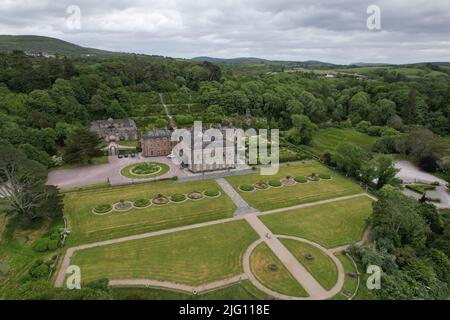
(71, 220, 259, 285)
(250, 242, 308, 297)
(260, 196, 373, 248)
(280, 238, 338, 291)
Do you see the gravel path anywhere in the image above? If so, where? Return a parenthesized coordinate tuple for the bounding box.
(215, 178, 259, 215)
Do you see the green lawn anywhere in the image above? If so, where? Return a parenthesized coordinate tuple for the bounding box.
(71, 220, 259, 285)
(304, 128, 376, 156)
(64, 180, 236, 246)
(280, 238, 338, 291)
(250, 242, 308, 297)
(225, 162, 363, 211)
(120, 162, 170, 179)
(260, 196, 373, 248)
(330, 252, 358, 300)
(116, 140, 138, 148)
(111, 279, 269, 300)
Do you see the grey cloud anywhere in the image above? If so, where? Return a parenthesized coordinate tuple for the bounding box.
(0, 0, 449, 64)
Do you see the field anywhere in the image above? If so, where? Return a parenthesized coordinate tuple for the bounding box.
(250, 242, 308, 297)
(70, 220, 258, 285)
(259, 196, 373, 248)
(225, 162, 363, 211)
(304, 128, 376, 156)
(280, 238, 338, 290)
(64, 180, 236, 245)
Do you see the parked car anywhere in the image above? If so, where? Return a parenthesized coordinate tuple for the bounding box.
(167, 154, 175, 159)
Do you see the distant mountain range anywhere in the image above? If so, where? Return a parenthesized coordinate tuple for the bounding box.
(1, 35, 449, 68)
(192, 56, 336, 67)
(0, 35, 128, 57)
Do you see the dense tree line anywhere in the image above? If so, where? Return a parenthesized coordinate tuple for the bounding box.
(349, 187, 450, 300)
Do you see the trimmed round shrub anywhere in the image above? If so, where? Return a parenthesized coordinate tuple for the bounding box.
(134, 198, 151, 207)
(94, 204, 112, 214)
(239, 184, 255, 192)
(188, 192, 204, 200)
(268, 180, 282, 187)
(33, 238, 51, 253)
(294, 176, 307, 183)
(204, 189, 220, 197)
(319, 173, 331, 180)
(170, 193, 186, 202)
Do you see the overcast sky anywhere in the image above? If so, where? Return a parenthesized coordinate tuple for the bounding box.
(1, 0, 450, 64)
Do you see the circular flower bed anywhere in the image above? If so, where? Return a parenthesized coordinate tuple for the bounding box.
(254, 181, 269, 190)
(114, 200, 133, 211)
(281, 178, 296, 186)
(188, 191, 204, 200)
(319, 173, 331, 180)
(133, 198, 151, 208)
(170, 193, 186, 203)
(93, 204, 112, 214)
(294, 176, 308, 183)
(152, 194, 169, 205)
(204, 189, 220, 197)
(307, 173, 320, 181)
(268, 180, 282, 188)
(239, 184, 255, 192)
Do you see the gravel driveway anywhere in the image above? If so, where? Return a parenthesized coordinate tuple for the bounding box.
(47, 154, 185, 190)
(395, 160, 450, 209)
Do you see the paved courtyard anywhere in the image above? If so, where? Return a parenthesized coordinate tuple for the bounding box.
(47, 154, 186, 190)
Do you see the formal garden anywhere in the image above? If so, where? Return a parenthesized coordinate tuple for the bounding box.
(64, 180, 235, 246)
(226, 162, 363, 211)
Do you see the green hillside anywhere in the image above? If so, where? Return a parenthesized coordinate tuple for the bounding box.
(0, 35, 124, 57)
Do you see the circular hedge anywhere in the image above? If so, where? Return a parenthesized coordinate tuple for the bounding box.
(294, 176, 308, 183)
(121, 162, 170, 179)
(307, 173, 320, 181)
(255, 182, 269, 190)
(134, 198, 151, 208)
(204, 189, 220, 197)
(268, 180, 282, 187)
(131, 162, 161, 175)
(319, 173, 331, 180)
(93, 204, 112, 214)
(188, 192, 204, 200)
(171, 193, 186, 202)
(239, 184, 255, 192)
(152, 195, 169, 205)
